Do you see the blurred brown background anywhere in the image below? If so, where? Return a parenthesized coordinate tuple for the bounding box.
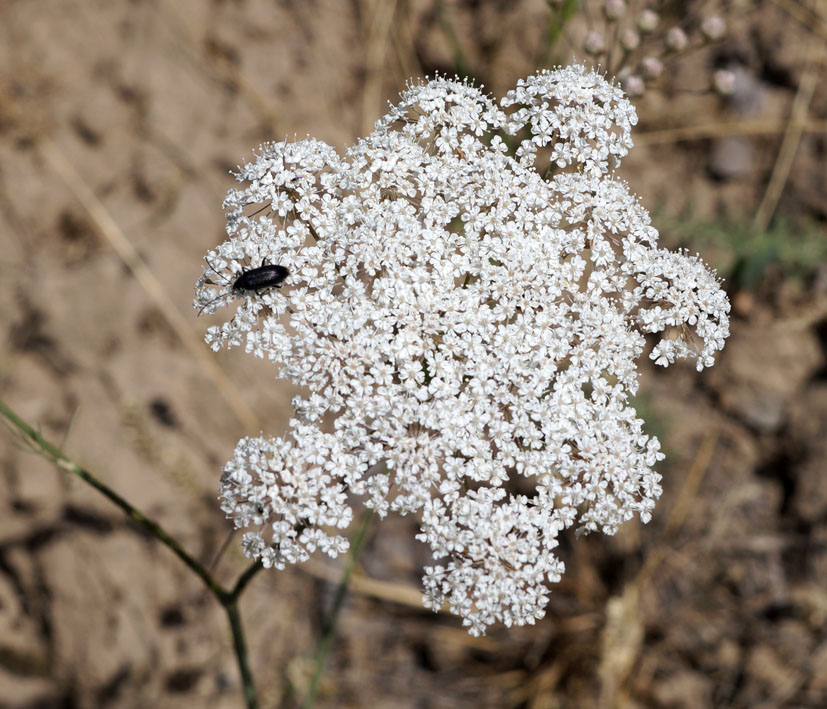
(1, 1, 826, 707)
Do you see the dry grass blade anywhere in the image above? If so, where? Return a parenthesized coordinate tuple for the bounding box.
(754, 40, 819, 231)
(302, 558, 427, 611)
(775, 296, 827, 332)
(770, 0, 827, 41)
(594, 426, 719, 706)
(360, 0, 398, 136)
(634, 118, 827, 145)
(636, 426, 719, 586)
(39, 137, 259, 432)
(598, 584, 643, 709)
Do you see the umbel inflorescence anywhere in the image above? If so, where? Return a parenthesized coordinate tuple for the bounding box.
(195, 65, 730, 636)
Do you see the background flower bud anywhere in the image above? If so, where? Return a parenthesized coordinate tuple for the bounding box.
(620, 28, 641, 51)
(623, 74, 645, 96)
(584, 30, 606, 55)
(665, 26, 689, 52)
(641, 56, 663, 80)
(637, 9, 659, 33)
(701, 15, 727, 41)
(713, 69, 736, 94)
(603, 0, 627, 21)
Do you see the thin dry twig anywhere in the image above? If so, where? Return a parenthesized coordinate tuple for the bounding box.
(594, 425, 719, 706)
(302, 557, 427, 611)
(634, 118, 827, 146)
(635, 426, 719, 586)
(770, 0, 827, 41)
(598, 584, 643, 709)
(774, 296, 827, 333)
(754, 41, 819, 231)
(39, 137, 260, 432)
(360, 0, 398, 136)
(389, 5, 422, 83)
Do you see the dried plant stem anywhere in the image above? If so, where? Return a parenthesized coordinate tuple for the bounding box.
(536, 0, 580, 69)
(634, 118, 827, 145)
(754, 43, 818, 231)
(597, 426, 719, 704)
(0, 399, 263, 709)
(636, 426, 719, 586)
(361, 0, 398, 136)
(770, 0, 827, 41)
(301, 510, 374, 709)
(437, 2, 472, 79)
(302, 557, 426, 610)
(755, 40, 819, 231)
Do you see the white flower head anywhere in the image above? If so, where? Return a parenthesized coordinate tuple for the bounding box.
(196, 65, 730, 635)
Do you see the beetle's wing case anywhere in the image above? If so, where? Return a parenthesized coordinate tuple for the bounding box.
(232, 264, 290, 292)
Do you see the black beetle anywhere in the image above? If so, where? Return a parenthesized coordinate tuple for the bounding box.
(197, 258, 289, 315)
(231, 263, 289, 294)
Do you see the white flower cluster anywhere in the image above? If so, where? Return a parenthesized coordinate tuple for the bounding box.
(195, 65, 730, 635)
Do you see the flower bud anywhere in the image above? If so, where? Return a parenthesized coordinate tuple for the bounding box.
(603, 0, 626, 21)
(713, 69, 736, 95)
(637, 9, 659, 34)
(665, 27, 689, 52)
(701, 15, 726, 41)
(620, 28, 640, 51)
(622, 74, 645, 97)
(583, 30, 606, 56)
(640, 56, 663, 80)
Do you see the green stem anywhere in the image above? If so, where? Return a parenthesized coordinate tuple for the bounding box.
(537, 0, 580, 69)
(301, 510, 374, 709)
(228, 559, 265, 601)
(0, 400, 226, 597)
(227, 599, 258, 709)
(437, 3, 473, 80)
(0, 399, 261, 708)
